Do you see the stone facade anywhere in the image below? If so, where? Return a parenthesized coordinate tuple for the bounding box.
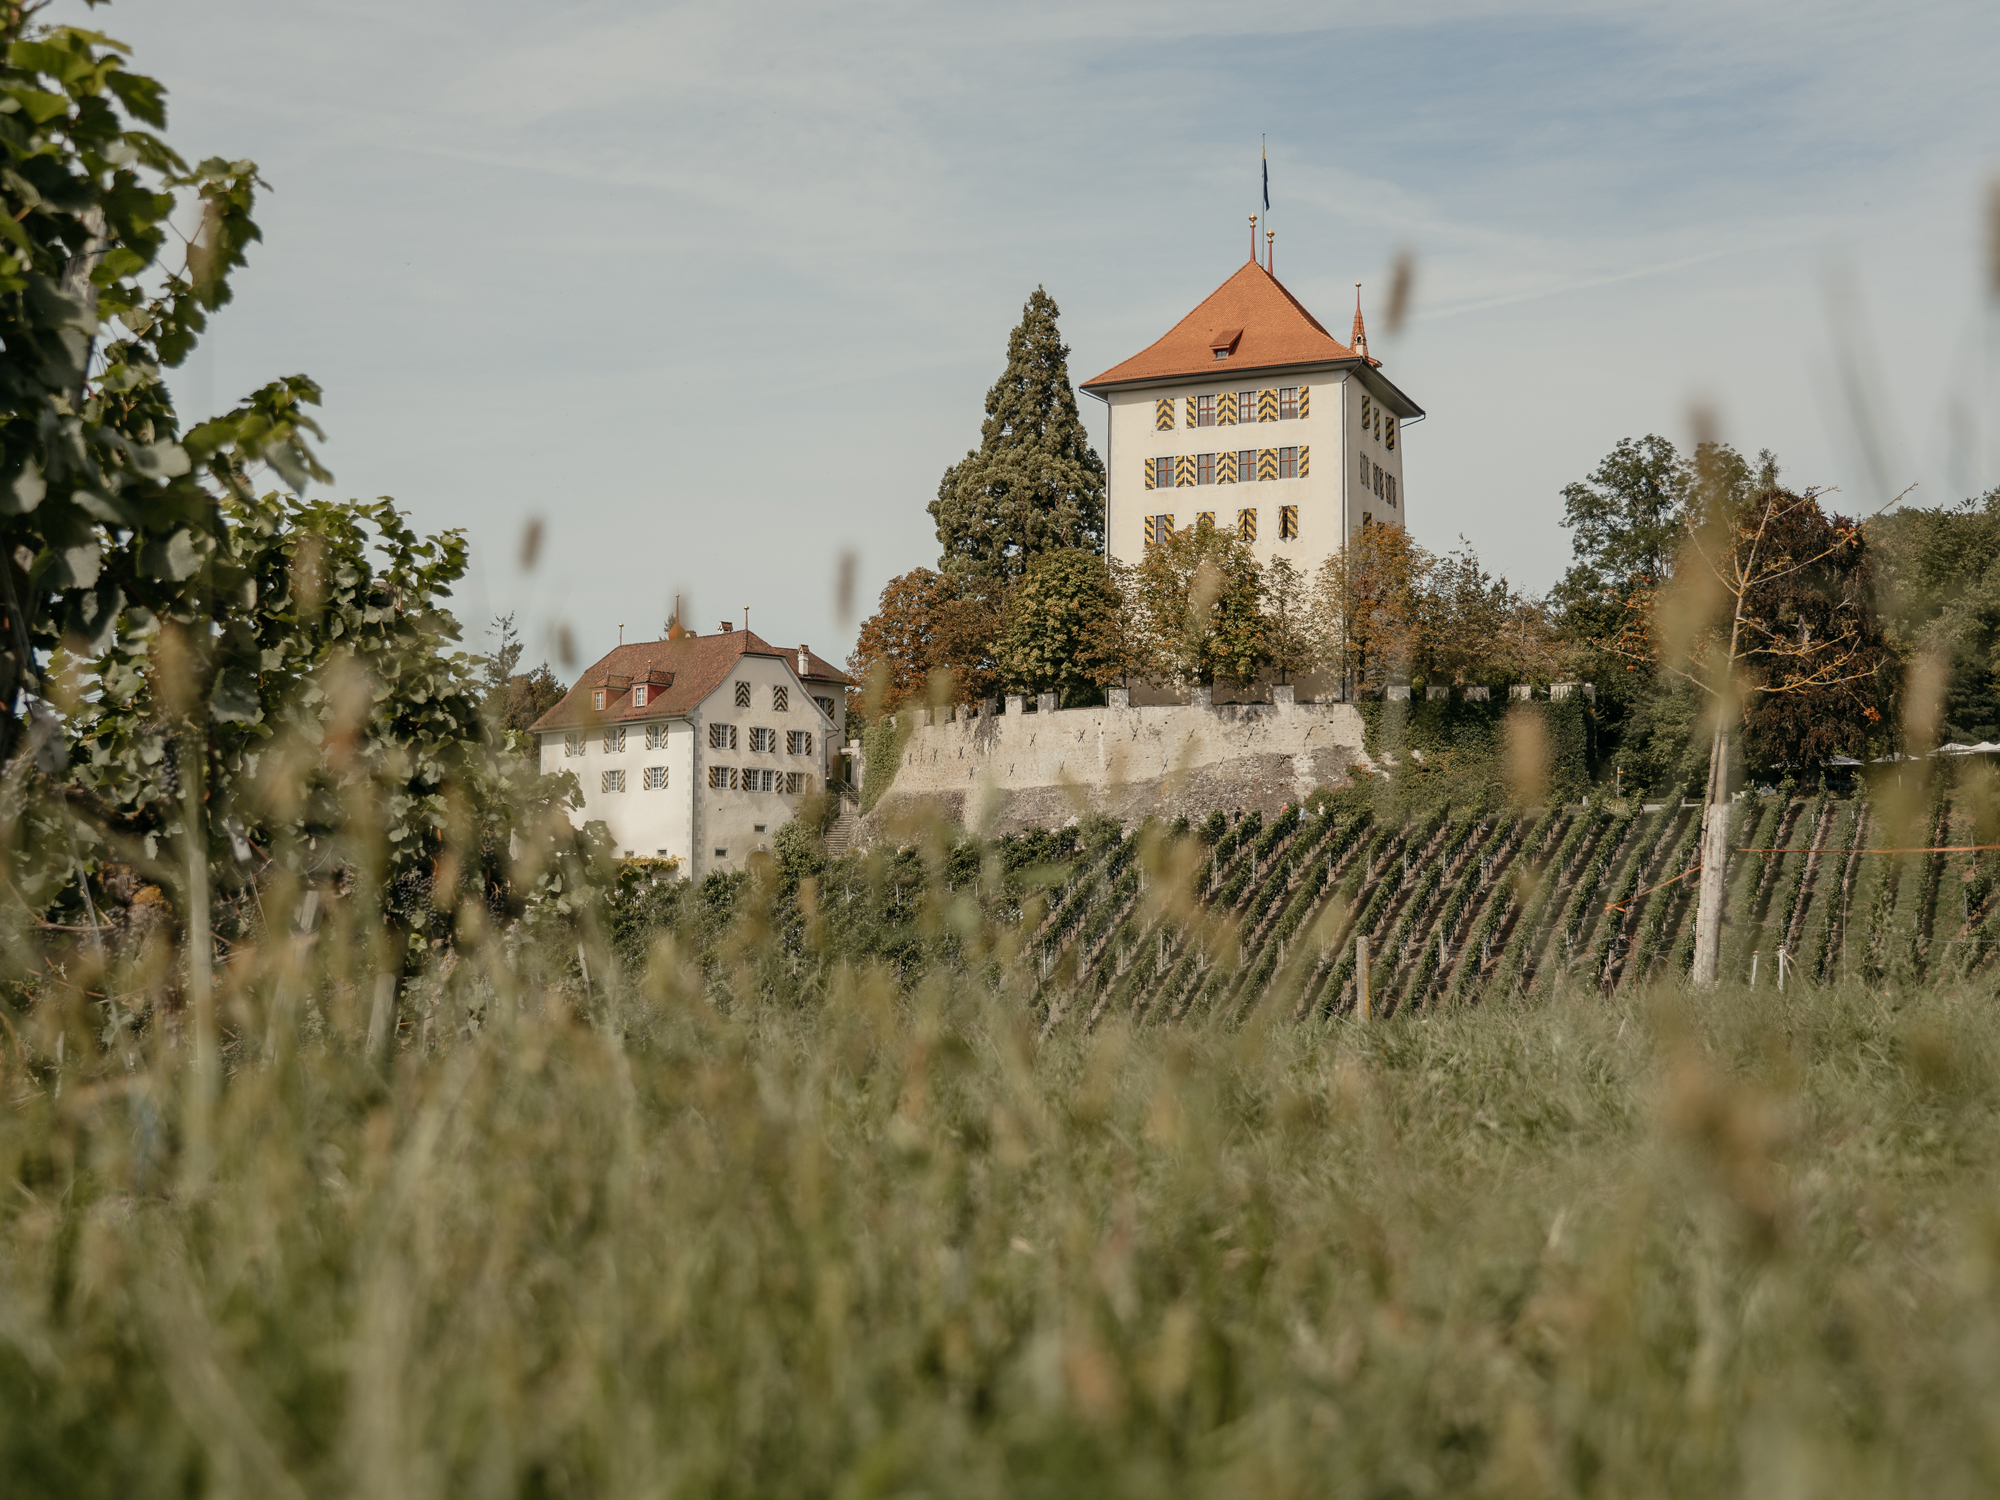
(861, 698, 1374, 839)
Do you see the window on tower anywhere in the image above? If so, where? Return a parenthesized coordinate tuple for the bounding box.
(1237, 390, 1256, 424)
(1153, 457, 1173, 490)
(1238, 448, 1256, 482)
(1277, 387, 1299, 421)
(1277, 446, 1298, 479)
(1195, 451, 1215, 485)
(1145, 514, 1173, 546)
(1194, 394, 1215, 426)
(1280, 505, 1299, 539)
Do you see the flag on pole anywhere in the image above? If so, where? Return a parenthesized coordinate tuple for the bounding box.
(1262, 138, 1270, 211)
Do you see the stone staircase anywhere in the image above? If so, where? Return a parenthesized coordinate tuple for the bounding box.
(823, 786, 861, 857)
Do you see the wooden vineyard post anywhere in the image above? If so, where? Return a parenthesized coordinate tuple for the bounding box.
(1357, 935, 1371, 1020)
(1777, 946, 1789, 992)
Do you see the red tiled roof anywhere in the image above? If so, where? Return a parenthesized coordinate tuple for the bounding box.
(1082, 260, 1364, 391)
(528, 629, 852, 733)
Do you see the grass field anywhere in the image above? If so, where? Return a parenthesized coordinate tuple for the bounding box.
(7, 924, 2000, 1496)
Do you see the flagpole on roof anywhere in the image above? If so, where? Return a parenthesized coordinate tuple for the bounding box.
(1261, 137, 1270, 269)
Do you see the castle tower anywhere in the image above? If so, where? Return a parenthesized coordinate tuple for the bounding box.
(1079, 254, 1422, 579)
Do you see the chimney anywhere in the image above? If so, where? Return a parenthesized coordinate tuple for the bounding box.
(718, 620, 733, 632)
(798, 645, 810, 674)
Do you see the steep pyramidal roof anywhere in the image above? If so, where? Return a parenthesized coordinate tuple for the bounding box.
(1081, 259, 1368, 391)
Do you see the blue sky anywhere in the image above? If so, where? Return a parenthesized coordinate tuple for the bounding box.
(79, 0, 2000, 677)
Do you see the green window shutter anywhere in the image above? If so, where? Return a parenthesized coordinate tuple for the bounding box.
(1155, 399, 1174, 431)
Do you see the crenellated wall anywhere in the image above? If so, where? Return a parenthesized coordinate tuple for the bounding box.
(861, 696, 1374, 838)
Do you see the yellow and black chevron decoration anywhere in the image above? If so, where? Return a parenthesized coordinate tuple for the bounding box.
(1385, 417, 1397, 450)
(1258, 388, 1278, 422)
(1219, 391, 1238, 425)
(1237, 508, 1257, 541)
(1175, 454, 1195, 487)
(1155, 399, 1174, 431)
(1299, 444, 1310, 477)
(1218, 451, 1236, 484)
(1257, 448, 1279, 482)
(1280, 505, 1298, 539)
(1196, 511, 1215, 532)
(1299, 386, 1310, 419)
(1360, 394, 1372, 431)
(1144, 459, 1156, 490)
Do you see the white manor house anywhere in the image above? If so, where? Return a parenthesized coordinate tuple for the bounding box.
(530, 625, 850, 877)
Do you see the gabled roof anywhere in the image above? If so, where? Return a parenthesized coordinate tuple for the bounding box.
(1081, 259, 1367, 392)
(528, 629, 852, 734)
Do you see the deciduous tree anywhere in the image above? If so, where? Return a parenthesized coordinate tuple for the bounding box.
(846, 567, 954, 715)
(1633, 484, 1896, 985)
(1262, 556, 1311, 687)
(1312, 522, 1428, 698)
(995, 547, 1124, 706)
(1130, 521, 1267, 689)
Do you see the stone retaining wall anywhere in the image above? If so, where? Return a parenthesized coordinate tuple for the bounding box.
(860, 699, 1374, 839)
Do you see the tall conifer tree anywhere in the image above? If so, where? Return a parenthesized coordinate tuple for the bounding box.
(930, 288, 1105, 586)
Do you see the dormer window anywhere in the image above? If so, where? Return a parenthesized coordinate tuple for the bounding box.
(1208, 326, 1242, 361)
(592, 689, 606, 711)
(634, 684, 649, 707)
(1213, 348, 1228, 360)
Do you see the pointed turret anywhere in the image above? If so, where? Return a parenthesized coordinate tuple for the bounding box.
(1350, 284, 1369, 361)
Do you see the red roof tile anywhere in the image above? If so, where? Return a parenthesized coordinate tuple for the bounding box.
(528, 629, 851, 734)
(1082, 260, 1362, 391)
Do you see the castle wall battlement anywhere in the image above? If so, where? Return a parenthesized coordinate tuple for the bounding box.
(861, 698, 1374, 838)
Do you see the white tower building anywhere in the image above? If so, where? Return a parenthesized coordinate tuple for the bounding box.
(1079, 252, 1424, 581)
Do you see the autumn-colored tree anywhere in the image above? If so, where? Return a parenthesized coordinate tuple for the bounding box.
(846, 568, 1002, 716)
(1312, 522, 1430, 697)
(995, 548, 1126, 706)
(1130, 521, 1267, 689)
(846, 567, 955, 715)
